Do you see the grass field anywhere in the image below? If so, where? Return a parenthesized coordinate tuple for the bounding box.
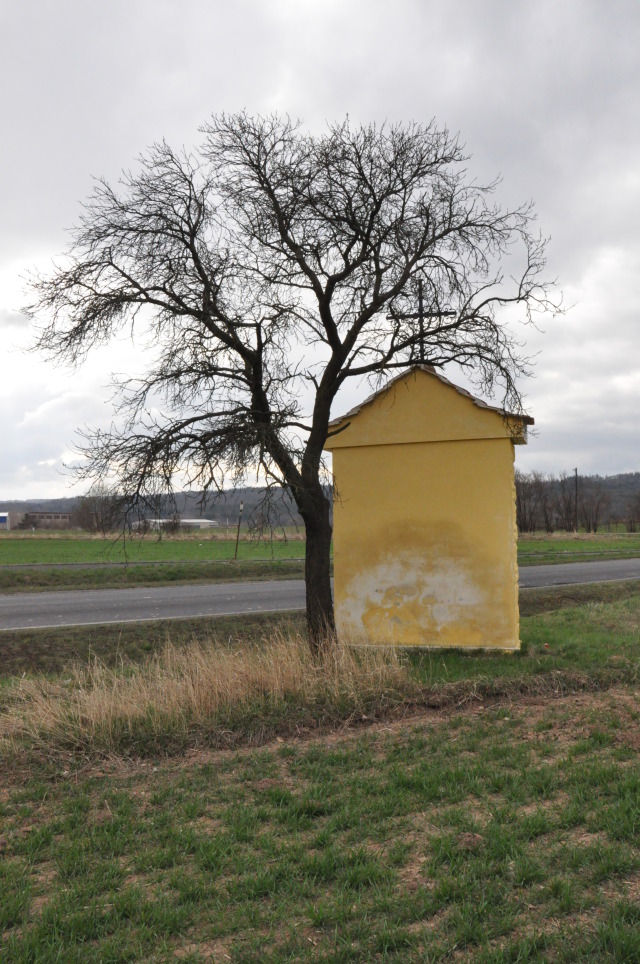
(0, 532, 307, 594)
(2, 529, 640, 595)
(518, 531, 640, 565)
(3, 689, 640, 961)
(0, 531, 306, 565)
(0, 532, 306, 595)
(2, 583, 640, 958)
(3, 530, 640, 569)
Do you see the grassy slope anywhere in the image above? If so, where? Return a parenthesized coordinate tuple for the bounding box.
(0, 612, 307, 677)
(1, 587, 640, 958)
(4, 691, 640, 961)
(0, 558, 305, 594)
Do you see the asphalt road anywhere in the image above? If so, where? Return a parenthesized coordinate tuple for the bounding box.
(0, 579, 307, 631)
(518, 557, 640, 588)
(2, 558, 640, 631)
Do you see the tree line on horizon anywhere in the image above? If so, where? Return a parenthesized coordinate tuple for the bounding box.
(515, 470, 640, 534)
(7, 471, 640, 538)
(1, 485, 305, 536)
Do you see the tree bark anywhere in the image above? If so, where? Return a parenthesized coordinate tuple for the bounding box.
(302, 494, 335, 656)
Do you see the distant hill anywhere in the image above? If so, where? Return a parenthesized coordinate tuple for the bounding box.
(4, 474, 640, 530)
(591, 472, 640, 518)
(172, 487, 305, 528)
(0, 496, 80, 513)
(0, 487, 305, 528)
(515, 471, 640, 533)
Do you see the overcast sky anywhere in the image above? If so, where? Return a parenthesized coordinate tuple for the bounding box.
(1, 0, 639, 499)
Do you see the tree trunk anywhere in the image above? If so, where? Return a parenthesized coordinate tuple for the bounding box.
(303, 496, 335, 657)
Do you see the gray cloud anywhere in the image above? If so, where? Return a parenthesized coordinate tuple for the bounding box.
(0, 308, 29, 329)
(1, 0, 639, 495)
(0, 386, 108, 498)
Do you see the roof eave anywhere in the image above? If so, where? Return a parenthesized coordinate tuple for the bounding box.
(327, 365, 534, 434)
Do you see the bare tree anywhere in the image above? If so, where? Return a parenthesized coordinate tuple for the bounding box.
(27, 113, 558, 654)
(555, 472, 577, 532)
(625, 493, 640, 533)
(532, 471, 556, 533)
(578, 478, 610, 533)
(515, 470, 557, 534)
(73, 483, 127, 535)
(515, 470, 539, 533)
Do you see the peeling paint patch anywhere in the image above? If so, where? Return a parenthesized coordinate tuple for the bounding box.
(338, 551, 504, 648)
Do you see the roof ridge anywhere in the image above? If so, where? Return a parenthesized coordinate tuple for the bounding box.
(328, 365, 534, 428)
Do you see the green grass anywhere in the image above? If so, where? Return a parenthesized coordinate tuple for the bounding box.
(518, 531, 640, 564)
(0, 532, 308, 593)
(2, 530, 640, 581)
(0, 531, 306, 566)
(2, 686, 640, 959)
(0, 558, 305, 594)
(1, 529, 640, 600)
(2, 586, 640, 957)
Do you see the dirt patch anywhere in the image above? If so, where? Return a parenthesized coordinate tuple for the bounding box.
(569, 829, 605, 846)
(28, 895, 49, 916)
(252, 759, 301, 793)
(174, 937, 231, 960)
(615, 728, 640, 751)
(457, 831, 484, 851)
(120, 872, 157, 896)
(194, 816, 223, 834)
(621, 873, 640, 901)
(397, 851, 432, 892)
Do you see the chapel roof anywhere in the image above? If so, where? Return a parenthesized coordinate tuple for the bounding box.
(325, 365, 534, 449)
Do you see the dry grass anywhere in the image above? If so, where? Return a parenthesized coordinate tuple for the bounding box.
(5, 585, 640, 767)
(0, 634, 415, 761)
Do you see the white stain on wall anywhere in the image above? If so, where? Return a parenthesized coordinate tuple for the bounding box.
(338, 551, 486, 646)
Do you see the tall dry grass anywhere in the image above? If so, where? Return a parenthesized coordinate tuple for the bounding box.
(0, 633, 417, 761)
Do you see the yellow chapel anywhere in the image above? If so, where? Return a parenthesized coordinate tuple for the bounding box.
(324, 365, 533, 651)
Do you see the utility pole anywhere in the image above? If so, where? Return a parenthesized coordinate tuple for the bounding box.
(234, 500, 244, 560)
(387, 279, 455, 363)
(574, 468, 579, 533)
